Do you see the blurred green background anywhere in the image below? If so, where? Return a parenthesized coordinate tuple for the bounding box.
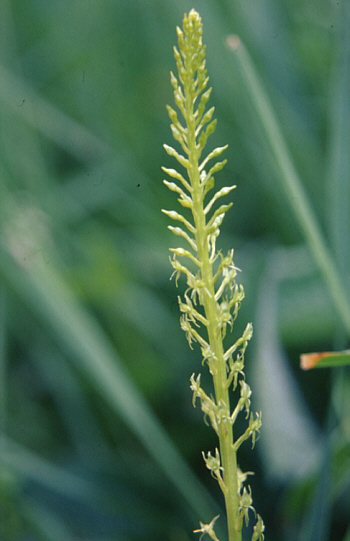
(0, 1, 349, 540)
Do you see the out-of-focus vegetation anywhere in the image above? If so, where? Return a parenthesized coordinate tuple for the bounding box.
(0, 1, 349, 541)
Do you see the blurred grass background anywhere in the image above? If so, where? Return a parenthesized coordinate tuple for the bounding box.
(0, 0, 349, 540)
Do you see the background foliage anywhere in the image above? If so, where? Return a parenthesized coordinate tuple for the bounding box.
(0, 1, 349, 540)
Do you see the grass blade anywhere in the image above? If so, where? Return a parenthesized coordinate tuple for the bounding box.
(327, 2, 350, 285)
(0, 229, 216, 522)
(226, 36, 350, 338)
(300, 350, 350, 370)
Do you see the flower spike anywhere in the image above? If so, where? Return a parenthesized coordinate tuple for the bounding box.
(163, 9, 264, 541)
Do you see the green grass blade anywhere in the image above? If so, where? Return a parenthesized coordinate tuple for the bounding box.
(301, 350, 350, 370)
(22, 499, 77, 541)
(0, 284, 6, 437)
(298, 437, 332, 541)
(311, 352, 350, 369)
(0, 238, 216, 521)
(0, 435, 103, 503)
(0, 64, 111, 163)
(327, 3, 350, 282)
(344, 529, 350, 541)
(226, 36, 350, 338)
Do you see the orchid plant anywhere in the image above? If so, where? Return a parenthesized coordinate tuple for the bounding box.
(162, 10, 265, 541)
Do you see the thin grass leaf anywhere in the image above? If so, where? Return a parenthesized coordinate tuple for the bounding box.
(0, 284, 6, 436)
(0, 435, 106, 504)
(344, 529, 350, 541)
(327, 2, 350, 285)
(0, 65, 111, 163)
(226, 35, 350, 338)
(300, 350, 350, 370)
(0, 228, 216, 522)
(22, 499, 77, 541)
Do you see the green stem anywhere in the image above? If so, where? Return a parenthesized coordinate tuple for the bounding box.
(196, 192, 241, 541)
(187, 104, 241, 541)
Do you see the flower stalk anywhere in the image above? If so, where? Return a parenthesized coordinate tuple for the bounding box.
(163, 10, 264, 541)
